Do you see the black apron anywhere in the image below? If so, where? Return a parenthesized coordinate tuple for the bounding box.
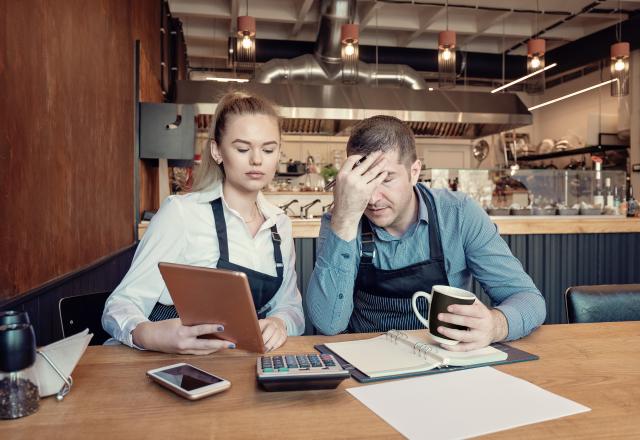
(348, 185, 450, 333)
(148, 197, 284, 322)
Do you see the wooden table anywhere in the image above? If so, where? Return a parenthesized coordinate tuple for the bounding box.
(2, 322, 639, 439)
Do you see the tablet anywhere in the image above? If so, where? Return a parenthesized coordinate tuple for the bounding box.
(158, 262, 265, 353)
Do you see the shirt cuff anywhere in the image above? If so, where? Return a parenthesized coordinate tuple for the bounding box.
(268, 313, 294, 336)
(121, 316, 150, 350)
(494, 303, 522, 341)
(317, 226, 358, 271)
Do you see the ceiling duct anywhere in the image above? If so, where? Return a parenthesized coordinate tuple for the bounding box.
(177, 0, 532, 139)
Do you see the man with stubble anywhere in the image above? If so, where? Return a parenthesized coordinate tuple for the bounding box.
(306, 116, 546, 351)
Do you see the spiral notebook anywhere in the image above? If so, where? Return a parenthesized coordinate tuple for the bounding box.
(317, 330, 536, 383)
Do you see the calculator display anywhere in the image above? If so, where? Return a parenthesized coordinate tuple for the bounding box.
(155, 365, 223, 391)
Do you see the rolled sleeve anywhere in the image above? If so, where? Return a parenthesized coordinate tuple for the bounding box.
(306, 214, 360, 335)
(101, 196, 186, 348)
(460, 197, 546, 340)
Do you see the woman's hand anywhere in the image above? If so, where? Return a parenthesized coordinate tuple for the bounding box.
(259, 317, 288, 352)
(132, 318, 235, 355)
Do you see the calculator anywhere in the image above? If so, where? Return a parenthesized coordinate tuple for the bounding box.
(256, 353, 351, 391)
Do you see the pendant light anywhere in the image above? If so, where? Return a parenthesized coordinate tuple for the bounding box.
(438, 1, 456, 89)
(525, 2, 545, 94)
(341, 23, 359, 84)
(232, 1, 256, 71)
(525, 39, 546, 94)
(610, 2, 629, 96)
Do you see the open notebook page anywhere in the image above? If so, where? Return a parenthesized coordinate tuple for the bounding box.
(325, 333, 506, 378)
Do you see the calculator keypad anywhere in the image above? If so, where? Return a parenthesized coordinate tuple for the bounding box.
(257, 353, 350, 391)
(257, 353, 345, 376)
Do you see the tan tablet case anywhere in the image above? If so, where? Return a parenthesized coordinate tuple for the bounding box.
(158, 262, 266, 353)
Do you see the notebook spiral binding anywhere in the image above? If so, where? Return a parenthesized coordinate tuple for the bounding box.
(386, 329, 409, 344)
(413, 342, 448, 368)
(385, 330, 449, 368)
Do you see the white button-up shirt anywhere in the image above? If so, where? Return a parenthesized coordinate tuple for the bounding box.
(102, 183, 305, 348)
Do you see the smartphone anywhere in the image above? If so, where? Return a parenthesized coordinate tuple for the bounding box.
(146, 363, 231, 400)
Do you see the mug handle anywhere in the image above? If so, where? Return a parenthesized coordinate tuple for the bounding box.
(412, 291, 432, 328)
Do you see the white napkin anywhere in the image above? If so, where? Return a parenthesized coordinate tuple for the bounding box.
(34, 329, 93, 397)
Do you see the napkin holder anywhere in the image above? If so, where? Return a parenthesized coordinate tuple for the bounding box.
(34, 329, 93, 400)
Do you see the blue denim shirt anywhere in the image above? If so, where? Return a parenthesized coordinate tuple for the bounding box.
(306, 185, 547, 339)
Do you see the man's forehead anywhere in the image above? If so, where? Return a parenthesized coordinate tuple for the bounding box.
(379, 148, 403, 164)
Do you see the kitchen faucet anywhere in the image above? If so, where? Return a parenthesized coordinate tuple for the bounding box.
(278, 199, 298, 216)
(322, 201, 334, 213)
(300, 199, 321, 219)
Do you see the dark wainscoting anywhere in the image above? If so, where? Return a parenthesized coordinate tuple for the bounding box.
(4, 233, 638, 344)
(0, 245, 137, 346)
(295, 233, 640, 329)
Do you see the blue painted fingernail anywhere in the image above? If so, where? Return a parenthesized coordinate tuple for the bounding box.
(228, 343, 236, 349)
(217, 325, 224, 332)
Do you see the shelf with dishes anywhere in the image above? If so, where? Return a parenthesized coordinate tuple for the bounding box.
(510, 144, 629, 163)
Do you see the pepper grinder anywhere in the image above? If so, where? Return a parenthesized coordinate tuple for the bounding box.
(0, 319, 40, 419)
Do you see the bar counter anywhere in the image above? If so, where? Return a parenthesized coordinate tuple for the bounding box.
(139, 216, 640, 239)
(136, 215, 640, 329)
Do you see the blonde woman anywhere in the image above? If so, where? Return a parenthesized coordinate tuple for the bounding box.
(102, 92, 304, 354)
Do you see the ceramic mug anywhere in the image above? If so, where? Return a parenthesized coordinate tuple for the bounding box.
(411, 285, 476, 345)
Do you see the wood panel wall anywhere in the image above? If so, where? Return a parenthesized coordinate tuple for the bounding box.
(134, 0, 164, 216)
(0, 0, 164, 303)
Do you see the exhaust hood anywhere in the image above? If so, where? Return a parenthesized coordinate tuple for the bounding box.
(176, 80, 532, 139)
(176, 0, 531, 139)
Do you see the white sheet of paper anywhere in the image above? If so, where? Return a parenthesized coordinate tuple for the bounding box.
(347, 367, 590, 440)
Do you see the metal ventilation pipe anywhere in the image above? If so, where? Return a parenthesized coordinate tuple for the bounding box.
(254, 0, 428, 90)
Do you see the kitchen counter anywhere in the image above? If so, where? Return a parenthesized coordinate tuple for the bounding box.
(138, 216, 640, 239)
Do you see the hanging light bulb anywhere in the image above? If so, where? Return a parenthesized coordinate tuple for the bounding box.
(241, 34, 253, 50)
(231, 15, 256, 72)
(438, 31, 456, 88)
(341, 23, 359, 84)
(530, 55, 541, 69)
(344, 42, 355, 56)
(525, 39, 546, 94)
(610, 42, 629, 96)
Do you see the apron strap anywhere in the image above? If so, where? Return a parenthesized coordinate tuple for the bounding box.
(270, 224, 284, 279)
(360, 219, 376, 264)
(417, 185, 445, 261)
(211, 198, 229, 261)
(211, 197, 284, 279)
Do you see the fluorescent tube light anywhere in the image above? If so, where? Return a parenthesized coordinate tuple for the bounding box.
(528, 78, 618, 111)
(491, 63, 557, 94)
(204, 77, 250, 83)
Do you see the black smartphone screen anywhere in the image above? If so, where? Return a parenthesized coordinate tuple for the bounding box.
(155, 365, 223, 391)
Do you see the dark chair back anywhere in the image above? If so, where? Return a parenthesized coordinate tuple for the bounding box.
(58, 291, 112, 345)
(565, 284, 640, 324)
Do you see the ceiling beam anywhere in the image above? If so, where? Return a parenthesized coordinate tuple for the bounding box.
(398, 7, 446, 47)
(290, 0, 314, 37)
(358, 1, 384, 29)
(459, 10, 513, 48)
